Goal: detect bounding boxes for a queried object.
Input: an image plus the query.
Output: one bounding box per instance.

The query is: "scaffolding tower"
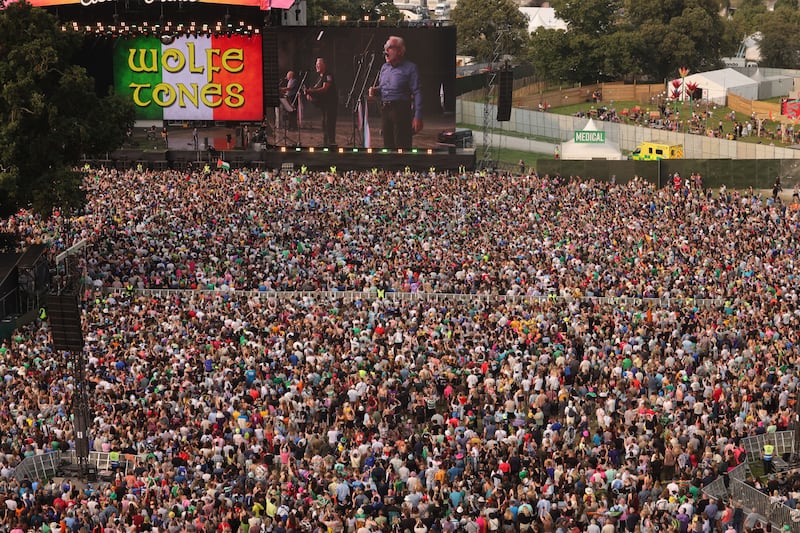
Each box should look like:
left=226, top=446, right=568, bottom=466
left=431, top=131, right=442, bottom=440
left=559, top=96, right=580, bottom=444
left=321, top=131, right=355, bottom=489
left=477, top=27, right=508, bottom=170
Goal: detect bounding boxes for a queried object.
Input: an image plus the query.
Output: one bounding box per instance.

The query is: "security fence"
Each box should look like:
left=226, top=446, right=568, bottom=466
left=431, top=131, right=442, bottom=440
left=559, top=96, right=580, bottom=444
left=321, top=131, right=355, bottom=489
left=11, top=451, right=137, bottom=483
left=100, top=287, right=724, bottom=309
left=704, top=432, right=800, bottom=533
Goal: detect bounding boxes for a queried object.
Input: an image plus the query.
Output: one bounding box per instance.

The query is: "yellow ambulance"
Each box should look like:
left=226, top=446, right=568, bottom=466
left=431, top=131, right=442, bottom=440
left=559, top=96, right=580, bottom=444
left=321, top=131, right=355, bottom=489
left=630, top=142, right=684, bottom=161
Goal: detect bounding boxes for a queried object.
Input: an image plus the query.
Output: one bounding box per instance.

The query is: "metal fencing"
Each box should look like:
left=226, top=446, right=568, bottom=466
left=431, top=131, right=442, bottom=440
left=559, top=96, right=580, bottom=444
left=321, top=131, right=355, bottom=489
left=11, top=452, right=63, bottom=483
left=741, top=431, right=796, bottom=467
left=730, top=480, right=800, bottom=532
left=11, top=451, right=137, bottom=483
left=100, top=287, right=724, bottom=308
left=703, top=432, right=800, bottom=532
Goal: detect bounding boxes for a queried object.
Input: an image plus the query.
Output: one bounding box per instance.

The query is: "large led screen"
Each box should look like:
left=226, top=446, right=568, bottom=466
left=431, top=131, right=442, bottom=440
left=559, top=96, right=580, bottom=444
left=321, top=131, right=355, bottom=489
left=275, top=26, right=456, bottom=149
left=4, top=0, right=262, bottom=7
left=113, top=34, right=263, bottom=121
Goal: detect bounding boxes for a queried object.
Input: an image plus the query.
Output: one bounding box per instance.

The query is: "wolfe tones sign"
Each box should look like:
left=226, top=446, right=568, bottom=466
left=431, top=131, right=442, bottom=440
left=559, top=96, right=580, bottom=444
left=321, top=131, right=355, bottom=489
left=113, top=35, right=263, bottom=121
left=573, top=130, right=606, bottom=143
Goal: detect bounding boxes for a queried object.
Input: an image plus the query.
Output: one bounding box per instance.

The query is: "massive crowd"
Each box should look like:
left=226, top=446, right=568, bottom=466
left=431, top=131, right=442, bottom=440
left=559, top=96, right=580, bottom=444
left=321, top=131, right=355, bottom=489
left=0, top=167, right=799, bottom=533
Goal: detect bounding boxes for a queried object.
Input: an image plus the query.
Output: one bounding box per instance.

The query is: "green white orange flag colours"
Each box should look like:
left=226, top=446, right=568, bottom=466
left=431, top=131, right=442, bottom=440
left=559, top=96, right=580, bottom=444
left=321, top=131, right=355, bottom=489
left=114, top=35, right=263, bottom=121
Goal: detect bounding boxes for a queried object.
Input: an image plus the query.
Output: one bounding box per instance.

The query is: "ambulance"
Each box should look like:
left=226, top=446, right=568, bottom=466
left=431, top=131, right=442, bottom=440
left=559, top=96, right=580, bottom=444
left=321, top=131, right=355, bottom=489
left=630, top=142, right=684, bottom=161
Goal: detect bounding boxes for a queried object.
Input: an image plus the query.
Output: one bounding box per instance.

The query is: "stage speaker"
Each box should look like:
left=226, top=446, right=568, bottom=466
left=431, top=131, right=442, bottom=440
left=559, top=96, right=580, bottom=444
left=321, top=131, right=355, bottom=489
left=46, top=293, right=84, bottom=352
left=263, top=31, right=281, bottom=109
left=496, top=69, right=513, bottom=122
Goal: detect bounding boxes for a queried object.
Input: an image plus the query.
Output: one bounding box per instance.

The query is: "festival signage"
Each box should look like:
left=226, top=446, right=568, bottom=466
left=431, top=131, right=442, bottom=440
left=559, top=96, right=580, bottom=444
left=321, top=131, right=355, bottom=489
left=781, top=99, right=800, bottom=120
left=113, top=35, right=263, bottom=121
left=574, top=130, right=605, bottom=143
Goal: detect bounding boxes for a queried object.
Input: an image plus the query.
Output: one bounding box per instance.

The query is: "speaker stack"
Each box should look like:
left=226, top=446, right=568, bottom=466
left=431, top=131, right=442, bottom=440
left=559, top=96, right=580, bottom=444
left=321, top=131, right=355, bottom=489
left=496, top=69, right=513, bottom=122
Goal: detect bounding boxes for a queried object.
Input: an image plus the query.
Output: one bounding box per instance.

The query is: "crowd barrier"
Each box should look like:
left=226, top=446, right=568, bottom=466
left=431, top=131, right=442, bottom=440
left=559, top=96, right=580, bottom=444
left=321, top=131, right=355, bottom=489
left=741, top=431, right=797, bottom=472
left=100, top=287, right=723, bottom=309
left=703, top=431, right=800, bottom=532
left=11, top=451, right=137, bottom=483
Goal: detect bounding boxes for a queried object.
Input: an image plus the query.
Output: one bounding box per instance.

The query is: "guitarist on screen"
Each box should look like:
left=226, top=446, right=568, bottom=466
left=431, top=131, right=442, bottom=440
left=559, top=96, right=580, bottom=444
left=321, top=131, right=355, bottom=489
left=305, top=57, right=338, bottom=147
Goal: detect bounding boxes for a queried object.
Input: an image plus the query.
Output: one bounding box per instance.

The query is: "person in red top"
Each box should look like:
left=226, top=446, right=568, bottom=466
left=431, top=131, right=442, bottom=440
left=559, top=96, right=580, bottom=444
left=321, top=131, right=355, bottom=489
left=713, top=385, right=724, bottom=403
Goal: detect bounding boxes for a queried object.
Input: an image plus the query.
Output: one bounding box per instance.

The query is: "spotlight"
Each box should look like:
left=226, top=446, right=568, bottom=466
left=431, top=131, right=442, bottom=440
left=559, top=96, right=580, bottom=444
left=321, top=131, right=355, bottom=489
left=161, top=35, right=174, bottom=45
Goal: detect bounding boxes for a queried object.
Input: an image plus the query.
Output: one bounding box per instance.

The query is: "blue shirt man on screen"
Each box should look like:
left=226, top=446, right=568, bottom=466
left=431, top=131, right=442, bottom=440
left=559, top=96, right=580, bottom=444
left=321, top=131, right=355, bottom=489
left=369, top=36, right=423, bottom=149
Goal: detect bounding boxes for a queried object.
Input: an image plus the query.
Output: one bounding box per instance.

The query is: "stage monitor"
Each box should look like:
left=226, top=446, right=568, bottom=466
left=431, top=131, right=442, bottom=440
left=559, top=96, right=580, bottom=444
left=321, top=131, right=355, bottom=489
left=112, top=34, right=264, bottom=121
left=275, top=26, right=456, bottom=149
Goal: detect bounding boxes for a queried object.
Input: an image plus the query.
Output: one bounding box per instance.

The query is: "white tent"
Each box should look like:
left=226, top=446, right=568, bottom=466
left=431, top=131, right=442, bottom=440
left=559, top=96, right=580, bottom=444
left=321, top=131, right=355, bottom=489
left=560, top=119, right=622, bottom=160
left=671, top=68, right=758, bottom=105
left=520, top=7, right=568, bottom=33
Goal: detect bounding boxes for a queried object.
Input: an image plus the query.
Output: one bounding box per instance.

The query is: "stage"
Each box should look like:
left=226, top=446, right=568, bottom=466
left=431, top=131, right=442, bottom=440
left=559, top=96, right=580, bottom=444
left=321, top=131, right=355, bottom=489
left=93, top=124, right=476, bottom=172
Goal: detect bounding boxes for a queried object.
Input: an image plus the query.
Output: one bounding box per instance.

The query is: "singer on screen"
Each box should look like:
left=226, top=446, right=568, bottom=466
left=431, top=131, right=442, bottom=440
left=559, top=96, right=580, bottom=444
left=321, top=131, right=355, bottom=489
left=368, top=36, right=422, bottom=149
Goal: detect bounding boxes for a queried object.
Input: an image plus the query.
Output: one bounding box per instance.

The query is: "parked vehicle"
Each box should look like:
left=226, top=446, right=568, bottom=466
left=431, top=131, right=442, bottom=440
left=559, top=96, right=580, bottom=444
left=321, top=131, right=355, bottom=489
left=630, top=141, right=684, bottom=161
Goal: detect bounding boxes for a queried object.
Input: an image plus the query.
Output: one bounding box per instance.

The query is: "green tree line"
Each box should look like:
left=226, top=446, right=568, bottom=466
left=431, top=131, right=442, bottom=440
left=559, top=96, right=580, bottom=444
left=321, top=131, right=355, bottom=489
left=450, top=0, right=800, bottom=83
left=0, top=1, right=134, bottom=217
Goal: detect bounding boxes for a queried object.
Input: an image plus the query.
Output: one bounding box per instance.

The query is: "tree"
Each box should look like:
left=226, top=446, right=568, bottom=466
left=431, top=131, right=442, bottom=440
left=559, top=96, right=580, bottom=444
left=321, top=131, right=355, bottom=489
left=757, top=7, right=800, bottom=68
left=0, top=1, right=134, bottom=217
left=450, top=0, right=529, bottom=61
left=729, top=0, right=767, bottom=38
left=528, top=0, right=640, bottom=83
left=621, top=0, right=725, bottom=81
left=551, top=0, right=621, bottom=36
left=772, top=0, right=798, bottom=11
left=307, top=0, right=402, bottom=25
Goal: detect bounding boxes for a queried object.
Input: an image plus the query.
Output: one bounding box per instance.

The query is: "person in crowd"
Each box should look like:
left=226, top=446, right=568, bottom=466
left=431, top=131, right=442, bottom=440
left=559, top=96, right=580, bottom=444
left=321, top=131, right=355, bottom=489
left=0, top=167, right=799, bottom=533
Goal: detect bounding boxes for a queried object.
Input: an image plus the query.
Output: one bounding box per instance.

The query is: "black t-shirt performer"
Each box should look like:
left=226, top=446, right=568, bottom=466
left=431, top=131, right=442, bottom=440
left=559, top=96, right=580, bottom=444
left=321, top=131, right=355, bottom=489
left=369, top=36, right=423, bottom=149
left=305, top=57, right=338, bottom=147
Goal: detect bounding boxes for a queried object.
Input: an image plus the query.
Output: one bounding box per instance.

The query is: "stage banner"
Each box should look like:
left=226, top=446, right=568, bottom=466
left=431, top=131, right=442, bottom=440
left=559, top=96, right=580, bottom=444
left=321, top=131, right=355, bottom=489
left=113, top=35, right=263, bottom=121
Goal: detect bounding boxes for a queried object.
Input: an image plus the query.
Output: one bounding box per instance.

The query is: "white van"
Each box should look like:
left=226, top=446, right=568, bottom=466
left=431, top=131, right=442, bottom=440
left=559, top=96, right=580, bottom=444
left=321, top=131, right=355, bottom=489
left=434, top=2, right=450, bottom=18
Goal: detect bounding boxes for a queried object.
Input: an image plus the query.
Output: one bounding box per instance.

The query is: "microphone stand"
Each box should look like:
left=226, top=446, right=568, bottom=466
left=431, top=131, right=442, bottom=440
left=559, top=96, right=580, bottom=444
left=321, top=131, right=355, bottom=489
left=352, top=53, right=378, bottom=147
left=291, top=71, right=308, bottom=147
left=346, top=36, right=374, bottom=146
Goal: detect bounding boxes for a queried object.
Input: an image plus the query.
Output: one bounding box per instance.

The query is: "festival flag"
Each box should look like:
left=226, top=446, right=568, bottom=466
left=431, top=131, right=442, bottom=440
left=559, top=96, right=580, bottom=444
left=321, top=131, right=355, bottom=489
left=217, top=159, right=231, bottom=171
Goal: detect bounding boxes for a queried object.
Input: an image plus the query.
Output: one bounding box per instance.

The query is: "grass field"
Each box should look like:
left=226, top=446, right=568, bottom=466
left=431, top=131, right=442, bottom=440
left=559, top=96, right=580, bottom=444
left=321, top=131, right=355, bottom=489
left=541, top=99, right=795, bottom=147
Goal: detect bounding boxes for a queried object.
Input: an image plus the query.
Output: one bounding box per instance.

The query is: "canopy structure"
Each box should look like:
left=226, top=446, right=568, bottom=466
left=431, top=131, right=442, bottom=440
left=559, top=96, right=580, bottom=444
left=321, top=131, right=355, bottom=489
left=671, top=68, right=758, bottom=105
left=519, top=7, right=568, bottom=33
left=560, top=118, right=622, bottom=161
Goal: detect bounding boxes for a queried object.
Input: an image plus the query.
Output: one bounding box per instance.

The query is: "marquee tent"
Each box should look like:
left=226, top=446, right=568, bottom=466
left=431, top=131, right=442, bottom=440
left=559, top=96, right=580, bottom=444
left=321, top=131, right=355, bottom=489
left=560, top=119, right=623, bottom=160
left=671, top=68, right=758, bottom=105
